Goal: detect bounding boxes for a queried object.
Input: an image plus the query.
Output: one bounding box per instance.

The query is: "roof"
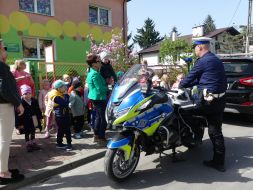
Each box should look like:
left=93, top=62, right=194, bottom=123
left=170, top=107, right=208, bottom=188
left=205, top=27, right=240, bottom=38
left=138, top=27, right=240, bottom=55
left=138, top=43, right=161, bottom=54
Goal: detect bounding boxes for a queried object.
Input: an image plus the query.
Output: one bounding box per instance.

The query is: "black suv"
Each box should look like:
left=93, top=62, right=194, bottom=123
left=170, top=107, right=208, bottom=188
left=221, top=57, right=253, bottom=115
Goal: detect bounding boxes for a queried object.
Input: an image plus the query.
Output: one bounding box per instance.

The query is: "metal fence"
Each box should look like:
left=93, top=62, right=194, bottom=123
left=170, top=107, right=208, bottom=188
left=36, top=62, right=88, bottom=91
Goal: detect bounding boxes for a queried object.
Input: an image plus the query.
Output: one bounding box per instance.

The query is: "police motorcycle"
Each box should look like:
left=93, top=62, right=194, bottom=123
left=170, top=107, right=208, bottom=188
left=104, top=64, right=207, bottom=182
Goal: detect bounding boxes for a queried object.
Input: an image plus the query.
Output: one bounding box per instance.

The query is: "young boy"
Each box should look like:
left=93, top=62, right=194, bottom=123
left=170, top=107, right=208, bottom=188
left=48, top=80, right=72, bottom=151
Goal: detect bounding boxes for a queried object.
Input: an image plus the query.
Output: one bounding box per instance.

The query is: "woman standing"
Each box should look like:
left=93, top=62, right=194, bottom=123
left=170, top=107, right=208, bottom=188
left=12, top=60, right=35, bottom=97
left=0, top=39, right=25, bottom=184
left=86, top=54, right=108, bottom=146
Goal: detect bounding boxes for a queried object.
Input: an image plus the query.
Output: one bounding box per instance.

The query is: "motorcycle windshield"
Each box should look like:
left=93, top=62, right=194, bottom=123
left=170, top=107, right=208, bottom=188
left=110, top=64, right=144, bottom=103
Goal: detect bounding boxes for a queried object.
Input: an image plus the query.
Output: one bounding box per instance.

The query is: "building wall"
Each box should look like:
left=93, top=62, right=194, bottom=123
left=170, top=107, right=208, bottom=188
left=0, top=0, right=126, bottom=63
left=141, top=53, right=160, bottom=66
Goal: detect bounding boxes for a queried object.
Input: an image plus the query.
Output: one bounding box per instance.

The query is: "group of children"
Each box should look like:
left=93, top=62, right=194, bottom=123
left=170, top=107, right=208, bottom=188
left=151, top=73, right=185, bottom=90
left=16, top=74, right=89, bottom=152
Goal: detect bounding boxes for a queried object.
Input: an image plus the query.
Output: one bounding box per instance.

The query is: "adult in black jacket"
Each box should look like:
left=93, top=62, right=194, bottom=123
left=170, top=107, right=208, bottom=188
left=0, top=39, right=25, bottom=185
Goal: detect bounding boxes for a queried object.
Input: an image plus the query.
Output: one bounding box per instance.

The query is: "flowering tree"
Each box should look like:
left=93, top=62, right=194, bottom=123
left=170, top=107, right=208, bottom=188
left=87, top=33, right=138, bottom=72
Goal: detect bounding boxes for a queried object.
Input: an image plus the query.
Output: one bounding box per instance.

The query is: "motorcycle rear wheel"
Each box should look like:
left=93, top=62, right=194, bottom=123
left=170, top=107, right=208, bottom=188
left=104, top=146, right=140, bottom=182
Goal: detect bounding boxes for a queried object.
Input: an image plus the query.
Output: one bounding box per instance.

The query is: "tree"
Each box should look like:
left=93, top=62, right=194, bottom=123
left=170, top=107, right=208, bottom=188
left=133, top=18, right=163, bottom=49
left=160, top=38, right=192, bottom=64
left=218, top=32, right=244, bottom=53
left=203, top=15, right=216, bottom=35
left=88, top=34, right=138, bottom=72
left=159, top=38, right=191, bottom=83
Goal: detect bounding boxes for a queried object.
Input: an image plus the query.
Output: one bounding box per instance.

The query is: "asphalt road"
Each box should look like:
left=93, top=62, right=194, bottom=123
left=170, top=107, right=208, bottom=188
left=21, top=113, right=253, bottom=190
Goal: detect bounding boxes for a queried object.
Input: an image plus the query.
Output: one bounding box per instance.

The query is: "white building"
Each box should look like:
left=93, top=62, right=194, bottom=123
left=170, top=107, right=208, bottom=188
left=138, top=27, right=240, bottom=70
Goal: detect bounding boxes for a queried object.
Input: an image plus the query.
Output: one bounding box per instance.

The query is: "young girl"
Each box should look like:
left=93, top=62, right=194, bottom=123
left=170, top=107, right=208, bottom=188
left=160, top=74, right=170, bottom=90
left=69, top=82, right=85, bottom=139
left=38, top=79, right=51, bottom=131
left=171, top=73, right=184, bottom=89
left=17, top=85, right=42, bottom=152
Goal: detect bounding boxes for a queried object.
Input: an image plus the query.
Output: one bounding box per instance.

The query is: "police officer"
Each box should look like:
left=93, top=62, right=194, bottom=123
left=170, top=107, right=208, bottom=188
left=179, top=37, right=227, bottom=172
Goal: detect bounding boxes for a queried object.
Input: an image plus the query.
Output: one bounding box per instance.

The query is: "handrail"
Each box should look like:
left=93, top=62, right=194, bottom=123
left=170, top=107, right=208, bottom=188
left=217, top=52, right=253, bottom=58
left=38, top=62, right=86, bottom=66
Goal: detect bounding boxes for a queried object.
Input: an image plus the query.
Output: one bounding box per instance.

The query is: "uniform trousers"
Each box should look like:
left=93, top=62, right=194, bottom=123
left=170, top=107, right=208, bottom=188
left=191, top=94, right=226, bottom=165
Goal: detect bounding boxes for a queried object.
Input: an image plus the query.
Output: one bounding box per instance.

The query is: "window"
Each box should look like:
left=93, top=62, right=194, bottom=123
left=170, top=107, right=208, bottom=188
left=19, top=0, right=54, bottom=16
left=89, top=6, right=111, bottom=26
left=22, top=37, right=53, bottom=59
left=99, top=8, right=109, bottom=26
left=224, top=62, right=252, bottom=74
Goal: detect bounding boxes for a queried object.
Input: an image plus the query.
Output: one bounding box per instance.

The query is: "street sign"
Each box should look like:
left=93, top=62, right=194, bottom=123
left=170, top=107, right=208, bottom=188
left=6, top=43, right=20, bottom=52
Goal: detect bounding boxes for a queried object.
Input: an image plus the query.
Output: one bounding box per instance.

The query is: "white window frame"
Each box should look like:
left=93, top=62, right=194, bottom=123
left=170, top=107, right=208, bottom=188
left=89, top=5, right=112, bottom=27
left=19, top=0, right=54, bottom=16
left=22, top=37, right=56, bottom=60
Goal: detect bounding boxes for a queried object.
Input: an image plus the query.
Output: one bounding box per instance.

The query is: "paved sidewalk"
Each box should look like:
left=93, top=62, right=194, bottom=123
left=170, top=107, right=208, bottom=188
left=0, top=128, right=117, bottom=190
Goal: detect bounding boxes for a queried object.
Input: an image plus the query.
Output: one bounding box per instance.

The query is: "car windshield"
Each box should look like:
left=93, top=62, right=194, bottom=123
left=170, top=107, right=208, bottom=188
left=223, top=62, right=251, bottom=74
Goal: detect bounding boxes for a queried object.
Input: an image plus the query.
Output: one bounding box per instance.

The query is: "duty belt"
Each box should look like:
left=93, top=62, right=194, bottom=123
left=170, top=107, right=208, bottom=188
left=211, top=92, right=225, bottom=98
left=203, top=89, right=225, bottom=102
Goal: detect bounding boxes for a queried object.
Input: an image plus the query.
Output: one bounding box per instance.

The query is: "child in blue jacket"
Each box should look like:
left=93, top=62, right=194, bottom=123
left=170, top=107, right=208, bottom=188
left=48, top=80, right=72, bottom=151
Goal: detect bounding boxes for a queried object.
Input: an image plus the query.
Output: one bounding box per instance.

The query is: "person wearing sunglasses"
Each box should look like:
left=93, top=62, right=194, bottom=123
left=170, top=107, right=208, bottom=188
left=86, top=54, right=108, bottom=146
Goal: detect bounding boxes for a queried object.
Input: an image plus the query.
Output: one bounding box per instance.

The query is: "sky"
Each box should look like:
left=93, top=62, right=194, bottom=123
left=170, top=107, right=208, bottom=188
left=127, top=0, right=249, bottom=49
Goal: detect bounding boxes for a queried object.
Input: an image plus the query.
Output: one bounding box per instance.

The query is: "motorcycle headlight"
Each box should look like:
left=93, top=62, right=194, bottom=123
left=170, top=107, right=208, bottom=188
left=114, top=108, right=130, bottom=118
left=106, top=104, right=117, bottom=121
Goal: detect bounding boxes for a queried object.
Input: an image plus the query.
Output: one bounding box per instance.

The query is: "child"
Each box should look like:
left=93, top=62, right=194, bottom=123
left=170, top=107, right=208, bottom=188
left=152, top=75, right=161, bottom=88
left=67, top=77, right=80, bottom=95
left=44, top=91, right=57, bottom=138
left=17, top=85, right=42, bottom=152
left=160, top=74, right=170, bottom=90
left=171, top=73, right=184, bottom=89
left=48, top=80, right=72, bottom=151
left=38, top=79, right=51, bottom=131
left=87, top=99, right=96, bottom=133
left=69, top=82, right=85, bottom=139
left=62, top=74, right=72, bottom=89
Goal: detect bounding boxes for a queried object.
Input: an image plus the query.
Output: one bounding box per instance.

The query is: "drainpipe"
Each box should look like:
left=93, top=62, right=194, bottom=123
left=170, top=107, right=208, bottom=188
left=122, top=0, right=127, bottom=45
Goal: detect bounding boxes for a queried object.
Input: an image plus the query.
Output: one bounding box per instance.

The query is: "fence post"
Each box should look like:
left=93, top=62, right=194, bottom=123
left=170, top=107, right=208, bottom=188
left=32, top=61, right=40, bottom=97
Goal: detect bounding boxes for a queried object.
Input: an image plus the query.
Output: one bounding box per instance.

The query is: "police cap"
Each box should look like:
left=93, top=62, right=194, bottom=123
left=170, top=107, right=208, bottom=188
left=192, top=37, right=212, bottom=48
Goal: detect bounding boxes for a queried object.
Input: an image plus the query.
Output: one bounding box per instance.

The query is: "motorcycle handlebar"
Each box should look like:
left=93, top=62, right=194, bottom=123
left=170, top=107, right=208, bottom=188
left=167, top=89, right=179, bottom=93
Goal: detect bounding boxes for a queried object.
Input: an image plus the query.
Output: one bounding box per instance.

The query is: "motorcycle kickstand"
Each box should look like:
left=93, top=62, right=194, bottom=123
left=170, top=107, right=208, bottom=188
left=159, top=152, right=169, bottom=158
left=171, top=147, right=185, bottom=163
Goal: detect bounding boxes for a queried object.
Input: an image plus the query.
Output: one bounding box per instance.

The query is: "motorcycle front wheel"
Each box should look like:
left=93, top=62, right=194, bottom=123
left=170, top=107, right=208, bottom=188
left=104, top=145, right=140, bottom=182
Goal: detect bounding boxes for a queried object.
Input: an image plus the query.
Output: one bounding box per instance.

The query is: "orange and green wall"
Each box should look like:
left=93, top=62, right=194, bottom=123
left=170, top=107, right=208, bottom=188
left=0, top=0, right=127, bottom=63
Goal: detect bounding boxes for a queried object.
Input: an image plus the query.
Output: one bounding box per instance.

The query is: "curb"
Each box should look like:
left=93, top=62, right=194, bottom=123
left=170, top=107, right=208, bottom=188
left=0, top=150, right=106, bottom=190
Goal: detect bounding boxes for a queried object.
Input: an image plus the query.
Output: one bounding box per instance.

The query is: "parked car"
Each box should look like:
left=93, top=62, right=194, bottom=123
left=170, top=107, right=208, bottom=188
left=221, top=57, right=253, bottom=115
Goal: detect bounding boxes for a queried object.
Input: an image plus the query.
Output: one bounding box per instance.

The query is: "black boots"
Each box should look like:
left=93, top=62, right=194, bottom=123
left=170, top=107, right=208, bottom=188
left=203, top=160, right=226, bottom=172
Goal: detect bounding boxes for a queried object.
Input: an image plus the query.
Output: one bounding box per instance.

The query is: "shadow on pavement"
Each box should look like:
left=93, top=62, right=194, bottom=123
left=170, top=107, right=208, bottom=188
left=223, top=113, right=253, bottom=127
left=24, top=135, right=253, bottom=189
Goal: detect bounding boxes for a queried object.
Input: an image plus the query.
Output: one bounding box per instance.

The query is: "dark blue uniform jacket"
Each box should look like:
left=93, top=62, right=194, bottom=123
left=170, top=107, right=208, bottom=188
left=180, top=52, right=227, bottom=94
